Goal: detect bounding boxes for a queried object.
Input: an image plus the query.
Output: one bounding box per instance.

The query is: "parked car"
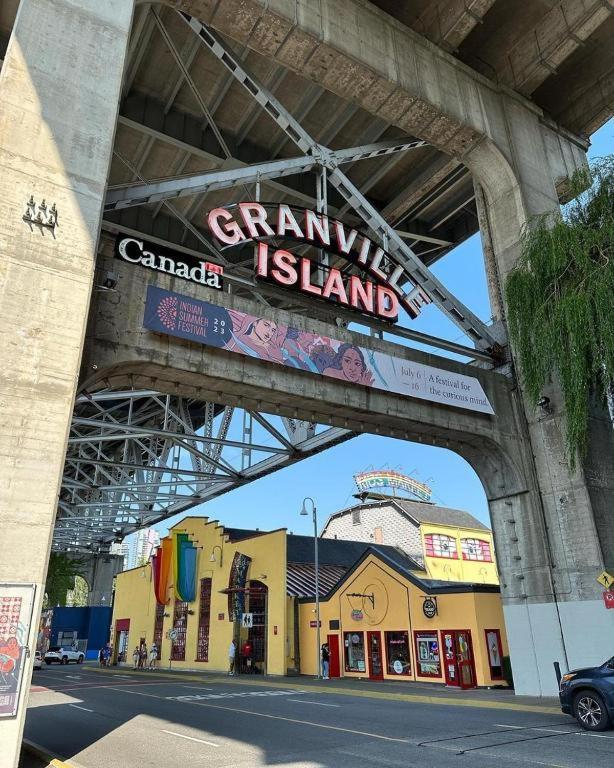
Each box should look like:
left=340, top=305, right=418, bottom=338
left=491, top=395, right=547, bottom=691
left=559, top=655, right=614, bottom=730
left=44, top=646, right=84, bottom=665
left=32, top=651, right=42, bottom=670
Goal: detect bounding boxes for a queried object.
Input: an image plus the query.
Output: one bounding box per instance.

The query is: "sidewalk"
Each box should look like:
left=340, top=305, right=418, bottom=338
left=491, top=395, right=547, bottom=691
left=87, top=663, right=561, bottom=714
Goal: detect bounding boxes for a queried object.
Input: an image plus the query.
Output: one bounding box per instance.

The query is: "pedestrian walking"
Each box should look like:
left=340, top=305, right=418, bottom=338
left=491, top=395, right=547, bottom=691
left=98, top=648, right=105, bottom=668
left=132, top=646, right=139, bottom=670
left=103, top=644, right=111, bottom=667
left=139, top=642, right=148, bottom=669
left=228, top=639, right=236, bottom=675
left=149, top=643, right=158, bottom=671
left=321, top=642, right=330, bottom=679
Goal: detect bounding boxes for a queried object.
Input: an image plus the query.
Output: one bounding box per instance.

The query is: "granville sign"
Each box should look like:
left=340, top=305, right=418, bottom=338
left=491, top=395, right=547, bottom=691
left=207, top=202, right=431, bottom=323
left=114, top=236, right=224, bottom=290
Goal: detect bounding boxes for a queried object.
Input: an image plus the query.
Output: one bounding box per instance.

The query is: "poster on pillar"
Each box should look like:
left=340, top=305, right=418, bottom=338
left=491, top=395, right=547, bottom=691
left=143, top=285, right=494, bottom=415
left=0, top=584, right=36, bottom=718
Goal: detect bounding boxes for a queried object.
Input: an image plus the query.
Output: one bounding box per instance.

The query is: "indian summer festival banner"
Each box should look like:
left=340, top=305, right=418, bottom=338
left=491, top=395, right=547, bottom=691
left=143, top=285, right=494, bottom=415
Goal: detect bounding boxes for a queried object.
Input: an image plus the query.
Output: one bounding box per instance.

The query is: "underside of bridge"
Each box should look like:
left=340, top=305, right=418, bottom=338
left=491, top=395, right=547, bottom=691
left=1, top=7, right=613, bottom=758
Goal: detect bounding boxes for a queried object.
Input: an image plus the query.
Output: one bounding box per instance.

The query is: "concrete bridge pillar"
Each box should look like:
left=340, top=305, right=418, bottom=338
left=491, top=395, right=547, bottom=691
left=468, top=120, right=614, bottom=696
left=0, top=1, right=133, bottom=764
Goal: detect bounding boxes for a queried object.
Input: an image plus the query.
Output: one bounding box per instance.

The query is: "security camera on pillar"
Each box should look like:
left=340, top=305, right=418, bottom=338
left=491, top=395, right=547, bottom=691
left=207, top=202, right=431, bottom=322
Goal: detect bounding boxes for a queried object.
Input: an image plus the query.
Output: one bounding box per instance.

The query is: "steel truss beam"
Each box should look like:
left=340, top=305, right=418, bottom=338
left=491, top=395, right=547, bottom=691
left=56, top=389, right=352, bottom=553
left=171, top=13, right=497, bottom=351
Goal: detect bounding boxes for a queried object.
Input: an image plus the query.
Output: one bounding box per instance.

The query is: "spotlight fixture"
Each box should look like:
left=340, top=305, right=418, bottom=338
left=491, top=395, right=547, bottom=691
left=95, top=271, right=119, bottom=292
left=537, top=395, right=553, bottom=415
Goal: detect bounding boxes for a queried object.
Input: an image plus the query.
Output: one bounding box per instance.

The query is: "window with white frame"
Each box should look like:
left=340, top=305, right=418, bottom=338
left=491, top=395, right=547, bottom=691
left=461, top=538, right=492, bottom=562
left=424, top=533, right=458, bottom=559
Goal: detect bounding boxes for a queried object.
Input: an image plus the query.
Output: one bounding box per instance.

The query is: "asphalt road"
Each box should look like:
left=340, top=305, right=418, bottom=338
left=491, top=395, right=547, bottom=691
left=25, top=666, right=614, bottom=768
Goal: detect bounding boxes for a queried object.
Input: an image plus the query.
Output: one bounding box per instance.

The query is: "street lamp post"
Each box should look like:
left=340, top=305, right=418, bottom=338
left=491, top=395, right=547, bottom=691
left=300, top=497, right=320, bottom=679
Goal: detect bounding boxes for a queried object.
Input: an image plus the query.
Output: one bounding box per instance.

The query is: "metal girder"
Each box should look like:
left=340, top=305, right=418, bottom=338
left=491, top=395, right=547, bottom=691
left=55, top=389, right=353, bottom=553
left=177, top=12, right=498, bottom=351
left=104, top=138, right=424, bottom=212
left=105, top=155, right=319, bottom=211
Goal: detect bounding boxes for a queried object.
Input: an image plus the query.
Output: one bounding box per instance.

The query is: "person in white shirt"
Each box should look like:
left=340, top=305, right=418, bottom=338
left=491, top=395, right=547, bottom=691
left=228, top=639, right=236, bottom=676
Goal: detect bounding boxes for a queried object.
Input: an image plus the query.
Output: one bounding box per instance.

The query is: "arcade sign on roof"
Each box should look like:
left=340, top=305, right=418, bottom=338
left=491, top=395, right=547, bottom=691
left=354, top=470, right=432, bottom=501
left=207, top=202, right=431, bottom=323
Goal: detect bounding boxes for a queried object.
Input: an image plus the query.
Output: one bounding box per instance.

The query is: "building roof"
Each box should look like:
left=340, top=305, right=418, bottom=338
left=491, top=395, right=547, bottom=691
left=286, top=534, right=423, bottom=570
left=286, top=563, right=348, bottom=598
left=322, top=495, right=489, bottom=534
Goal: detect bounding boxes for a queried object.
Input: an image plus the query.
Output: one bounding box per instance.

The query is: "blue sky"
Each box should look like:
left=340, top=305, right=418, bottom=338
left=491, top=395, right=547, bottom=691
left=154, top=119, right=613, bottom=538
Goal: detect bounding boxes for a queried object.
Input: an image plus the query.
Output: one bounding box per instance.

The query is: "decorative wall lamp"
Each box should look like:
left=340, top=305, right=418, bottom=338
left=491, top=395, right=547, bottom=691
left=23, top=196, right=58, bottom=234
left=210, top=545, right=223, bottom=566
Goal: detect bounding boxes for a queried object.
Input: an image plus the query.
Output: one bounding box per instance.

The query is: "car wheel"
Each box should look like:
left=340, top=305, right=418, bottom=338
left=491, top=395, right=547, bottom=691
left=573, top=690, right=611, bottom=731
left=78, top=655, right=84, bottom=664
left=62, top=656, right=68, bottom=665
left=45, top=660, right=52, bottom=665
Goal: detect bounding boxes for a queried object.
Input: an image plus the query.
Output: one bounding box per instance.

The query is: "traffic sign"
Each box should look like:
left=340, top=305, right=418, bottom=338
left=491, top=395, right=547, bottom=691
left=597, top=570, right=614, bottom=590
left=603, top=591, right=614, bottom=610
left=241, top=612, right=253, bottom=628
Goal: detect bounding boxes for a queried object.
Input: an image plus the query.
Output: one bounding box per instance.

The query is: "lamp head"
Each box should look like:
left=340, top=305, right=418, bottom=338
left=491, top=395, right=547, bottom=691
left=209, top=552, right=216, bottom=562
left=300, top=501, right=308, bottom=516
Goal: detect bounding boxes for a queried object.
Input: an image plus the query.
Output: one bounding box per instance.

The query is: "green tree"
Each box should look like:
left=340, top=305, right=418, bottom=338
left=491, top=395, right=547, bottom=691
left=505, top=156, right=614, bottom=467
left=45, top=553, right=87, bottom=607
left=66, top=575, right=89, bottom=607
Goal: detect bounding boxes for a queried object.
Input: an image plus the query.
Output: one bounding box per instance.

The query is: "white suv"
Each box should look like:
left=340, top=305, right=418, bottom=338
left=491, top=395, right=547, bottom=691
left=44, top=646, right=84, bottom=665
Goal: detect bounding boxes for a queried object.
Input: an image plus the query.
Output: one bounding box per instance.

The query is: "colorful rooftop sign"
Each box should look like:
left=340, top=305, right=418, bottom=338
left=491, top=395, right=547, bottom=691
left=354, top=470, right=432, bottom=501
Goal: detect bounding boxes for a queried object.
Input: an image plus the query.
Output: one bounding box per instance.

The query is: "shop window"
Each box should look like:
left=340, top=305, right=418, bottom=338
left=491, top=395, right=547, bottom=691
left=153, top=604, right=164, bottom=650
left=414, top=631, right=441, bottom=677
left=247, top=580, right=268, bottom=668
left=461, top=538, right=492, bottom=562
left=352, top=509, right=361, bottom=526
left=385, top=631, right=410, bottom=676
left=485, top=628, right=504, bottom=679
left=196, top=578, right=212, bottom=662
left=170, top=601, right=188, bottom=661
left=344, top=631, right=366, bottom=673
left=424, top=533, right=458, bottom=559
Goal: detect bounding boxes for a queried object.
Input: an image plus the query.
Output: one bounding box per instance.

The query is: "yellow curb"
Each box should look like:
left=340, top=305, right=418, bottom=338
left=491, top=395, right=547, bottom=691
left=22, top=739, right=75, bottom=768
left=88, top=667, right=560, bottom=715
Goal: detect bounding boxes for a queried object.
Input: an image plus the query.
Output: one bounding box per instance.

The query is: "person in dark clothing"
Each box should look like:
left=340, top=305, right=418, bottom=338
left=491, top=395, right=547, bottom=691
left=321, top=643, right=330, bottom=679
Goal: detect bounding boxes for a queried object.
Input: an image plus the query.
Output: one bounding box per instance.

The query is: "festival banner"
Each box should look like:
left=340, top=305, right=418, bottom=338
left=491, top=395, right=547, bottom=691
left=143, top=285, right=495, bottom=415
left=354, top=470, right=432, bottom=501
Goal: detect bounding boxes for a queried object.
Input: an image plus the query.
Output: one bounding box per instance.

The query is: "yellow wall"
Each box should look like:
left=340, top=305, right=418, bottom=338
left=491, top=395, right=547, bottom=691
left=298, top=554, right=507, bottom=687
left=111, top=518, right=288, bottom=675
left=420, top=522, right=499, bottom=585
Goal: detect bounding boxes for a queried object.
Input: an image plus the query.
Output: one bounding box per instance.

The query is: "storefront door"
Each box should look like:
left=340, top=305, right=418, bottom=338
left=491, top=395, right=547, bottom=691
left=327, top=634, right=340, bottom=678
left=442, top=630, right=476, bottom=689
left=367, top=631, right=384, bottom=680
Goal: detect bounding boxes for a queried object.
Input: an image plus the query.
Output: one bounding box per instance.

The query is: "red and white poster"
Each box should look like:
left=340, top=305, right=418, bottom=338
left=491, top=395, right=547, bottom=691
left=0, top=584, right=36, bottom=718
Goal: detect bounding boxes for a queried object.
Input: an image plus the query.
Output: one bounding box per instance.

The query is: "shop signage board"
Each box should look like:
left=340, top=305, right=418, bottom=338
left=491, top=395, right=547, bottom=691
left=0, top=583, right=36, bottom=718
left=423, top=597, right=437, bottom=619
left=115, top=235, right=224, bottom=291
left=351, top=609, right=363, bottom=621
left=309, top=620, right=322, bottom=628
left=354, top=470, right=432, bottom=500
left=143, top=286, right=495, bottom=415
left=604, top=591, right=614, bottom=609
left=207, top=202, right=431, bottom=322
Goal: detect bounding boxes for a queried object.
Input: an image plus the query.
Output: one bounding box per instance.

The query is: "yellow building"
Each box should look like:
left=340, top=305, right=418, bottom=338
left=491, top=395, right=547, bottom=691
left=111, top=516, right=508, bottom=689
left=321, top=493, right=499, bottom=585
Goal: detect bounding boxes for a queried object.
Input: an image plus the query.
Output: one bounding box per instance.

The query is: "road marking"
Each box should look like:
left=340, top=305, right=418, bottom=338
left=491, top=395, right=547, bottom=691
left=165, top=689, right=305, bottom=702
left=287, top=699, right=340, bottom=707
left=64, top=675, right=82, bottom=680
left=179, top=685, right=214, bottom=691
left=162, top=729, right=219, bottom=747
left=86, top=667, right=560, bottom=714
left=114, top=674, right=133, bottom=678
left=120, top=687, right=411, bottom=744
left=496, top=724, right=614, bottom=740
left=68, top=704, right=94, bottom=713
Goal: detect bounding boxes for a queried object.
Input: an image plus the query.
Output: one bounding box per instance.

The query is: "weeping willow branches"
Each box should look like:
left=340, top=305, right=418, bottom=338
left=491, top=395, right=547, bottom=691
left=505, top=157, right=614, bottom=468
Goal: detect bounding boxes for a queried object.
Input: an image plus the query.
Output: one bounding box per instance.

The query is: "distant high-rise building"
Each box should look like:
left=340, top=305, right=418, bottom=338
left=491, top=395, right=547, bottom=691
left=127, top=528, right=160, bottom=570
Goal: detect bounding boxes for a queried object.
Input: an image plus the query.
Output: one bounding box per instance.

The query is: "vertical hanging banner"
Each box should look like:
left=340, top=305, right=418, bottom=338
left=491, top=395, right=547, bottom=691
left=0, top=584, right=36, bottom=718
left=154, top=538, right=173, bottom=605
left=179, top=545, right=198, bottom=603
left=228, top=553, right=252, bottom=621
left=143, top=285, right=494, bottom=415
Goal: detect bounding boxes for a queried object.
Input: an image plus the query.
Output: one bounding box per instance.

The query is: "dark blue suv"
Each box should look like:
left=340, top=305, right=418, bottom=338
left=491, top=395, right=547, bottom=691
left=559, top=655, right=614, bottom=730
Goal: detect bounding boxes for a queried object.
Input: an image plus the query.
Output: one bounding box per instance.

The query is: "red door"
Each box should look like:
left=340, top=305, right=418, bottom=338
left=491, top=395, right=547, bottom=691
left=441, top=630, right=476, bottom=689
left=327, top=634, right=340, bottom=678
left=367, top=631, right=384, bottom=680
